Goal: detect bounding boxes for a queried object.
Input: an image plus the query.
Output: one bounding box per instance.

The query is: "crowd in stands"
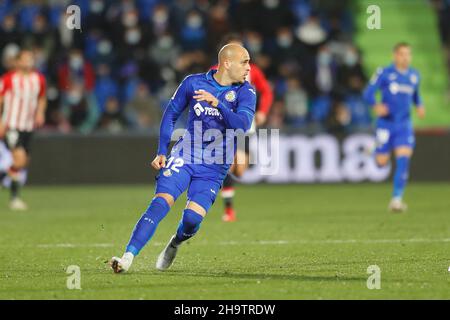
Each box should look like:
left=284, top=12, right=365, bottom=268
left=0, top=0, right=372, bottom=134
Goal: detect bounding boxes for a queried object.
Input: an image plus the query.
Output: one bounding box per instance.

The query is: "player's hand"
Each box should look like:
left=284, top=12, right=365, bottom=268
left=255, top=111, right=267, bottom=126
left=193, top=90, right=219, bottom=107
left=416, top=106, right=426, bottom=119
left=34, top=111, right=45, bottom=128
left=374, top=103, right=389, bottom=117
left=151, top=155, right=167, bottom=170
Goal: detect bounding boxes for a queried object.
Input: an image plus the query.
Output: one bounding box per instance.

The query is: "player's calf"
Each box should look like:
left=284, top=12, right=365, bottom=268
left=156, top=208, right=204, bottom=271
left=110, top=194, right=173, bottom=273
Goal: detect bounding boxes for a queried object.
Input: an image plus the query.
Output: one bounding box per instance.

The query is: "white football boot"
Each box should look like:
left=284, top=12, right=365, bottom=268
left=9, top=198, right=28, bottom=211
left=388, top=198, right=407, bottom=213
left=156, top=235, right=179, bottom=271
left=110, top=252, right=134, bottom=273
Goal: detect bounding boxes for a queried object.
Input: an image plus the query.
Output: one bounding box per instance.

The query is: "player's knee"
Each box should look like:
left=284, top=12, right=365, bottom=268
left=376, top=155, right=389, bottom=167
left=154, top=193, right=175, bottom=207
left=12, top=155, right=27, bottom=169
left=186, top=200, right=207, bottom=217
left=395, top=147, right=413, bottom=158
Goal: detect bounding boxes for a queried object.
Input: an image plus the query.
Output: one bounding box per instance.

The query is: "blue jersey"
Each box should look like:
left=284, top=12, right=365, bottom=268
left=157, top=69, right=256, bottom=180
left=363, top=64, right=422, bottom=125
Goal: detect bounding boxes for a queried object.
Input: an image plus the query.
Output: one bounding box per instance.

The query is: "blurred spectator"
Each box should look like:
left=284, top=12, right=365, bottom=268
left=296, top=14, right=327, bottom=46
left=326, top=100, right=351, bottom=134
left=61, top=82, right=99, bottom=133
left=0, top=0, right=371, bottom=134
left=284, top=77, right=308, bottom=127
left=95, top=64, right=119, bottom=114
left=0, top=14, right=21, bottom=49
left=98, top=96, right=126, bottom=133
left=179, top=10, right=207, bottom=51
left=315, top=45, right=335, bottom=94
left=266, top=100, right=285, bottom=129
left=1, top=43, right=20, bottom=73
left=124, top=82, right=161, bottom=130
left=58, top=49, right=95, bottom=94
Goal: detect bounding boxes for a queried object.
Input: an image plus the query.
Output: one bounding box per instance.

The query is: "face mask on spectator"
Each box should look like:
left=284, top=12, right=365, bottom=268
left=159, top=35, right=173, bottom=49
left=90, top=0, right=104, bottom=14
left=69, top=55, right=83, bottom=69
left=277, top=35, right=293, bottom=48
left=344, top=51, right=358, bottom=67
left=186, top=15, right=202, bottom=29
left=67, top=90, right=82, bottom=105
left=263, top=0, right=279, bottom=9
left=98, top=40, right=112, bottom=55
left=246, top=39, right=262, bottom=53
left=125, top=29, right=141, bottom=45
left=318, top=52, right=331, bottom=65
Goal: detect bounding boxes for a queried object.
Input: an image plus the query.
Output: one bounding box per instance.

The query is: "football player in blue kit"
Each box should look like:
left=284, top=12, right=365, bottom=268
left=364, top=43, right=425, bottom=212
left=110, top=44, right=256, bottom=273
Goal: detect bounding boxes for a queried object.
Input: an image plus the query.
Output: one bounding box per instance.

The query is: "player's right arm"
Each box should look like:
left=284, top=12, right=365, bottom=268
left=152, top=76, right=191, bottom=170
left=363, top=67, right=389, bottom=117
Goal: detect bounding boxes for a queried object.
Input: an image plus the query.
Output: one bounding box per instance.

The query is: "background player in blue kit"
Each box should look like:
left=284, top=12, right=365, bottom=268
left=110, top=44, right=256, bottom=273
left=364, top=43, right=426, bottom=212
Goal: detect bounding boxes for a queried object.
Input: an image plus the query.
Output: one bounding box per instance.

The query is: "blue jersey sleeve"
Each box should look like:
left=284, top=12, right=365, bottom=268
left=157, top=76, right=192, bottom=155
left=217, top=86, right=256, bottom=131
left=363, top=67, right=385, bottom=107
left=413, top=72, right=423, bottom=107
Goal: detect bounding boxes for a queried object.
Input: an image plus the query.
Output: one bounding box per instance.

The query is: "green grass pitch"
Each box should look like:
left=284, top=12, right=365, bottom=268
left=0, top=183, right=449, bottom=299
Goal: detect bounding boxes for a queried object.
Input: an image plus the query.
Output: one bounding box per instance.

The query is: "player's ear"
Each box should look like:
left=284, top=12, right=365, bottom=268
left=224, top=59, right=232, bottom=70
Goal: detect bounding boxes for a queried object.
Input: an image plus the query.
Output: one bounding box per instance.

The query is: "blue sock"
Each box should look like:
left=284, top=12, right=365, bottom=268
left=126, top=197, right=171, bottom=256
left=392, top=156, right=410, bottom=199
left=174, top=209, right=204, bottom=244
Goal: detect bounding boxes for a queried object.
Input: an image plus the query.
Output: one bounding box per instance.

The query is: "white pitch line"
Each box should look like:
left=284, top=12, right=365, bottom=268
left=36, top=243, right=114, bottom=248
left=219, top=239, right=450, bottom=245
left=29, top=238, right=450, bottom=249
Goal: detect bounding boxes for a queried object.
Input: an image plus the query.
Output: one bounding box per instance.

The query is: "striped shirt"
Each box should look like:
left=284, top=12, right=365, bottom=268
left=0, top=70, right=46, bottom=132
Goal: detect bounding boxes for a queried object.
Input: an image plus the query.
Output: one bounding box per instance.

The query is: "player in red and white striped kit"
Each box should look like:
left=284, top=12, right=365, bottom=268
left=0, top=50, right=46, bottom=210
left=212, top=34, right=274, bottom=222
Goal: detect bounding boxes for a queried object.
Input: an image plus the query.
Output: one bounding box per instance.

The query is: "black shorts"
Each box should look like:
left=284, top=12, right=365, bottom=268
left=3, top=130, right=33, bottom=154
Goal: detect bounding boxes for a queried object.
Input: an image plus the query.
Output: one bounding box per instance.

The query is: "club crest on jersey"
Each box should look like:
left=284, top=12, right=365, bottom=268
left=163, top=169, right=172, bottom=177
left=225, top=90, right=236, bottom=102
left=410, top=74, right=418, bottom=84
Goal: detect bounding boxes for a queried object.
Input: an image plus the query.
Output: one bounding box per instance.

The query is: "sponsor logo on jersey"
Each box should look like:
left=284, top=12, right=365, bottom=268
left=193, top=102, right=222, bottom=118
left=389, top=82, right=414, bottom=95
left=193, top=102, right=205, bottom=116
left=389, top=73, right=397, bottom=81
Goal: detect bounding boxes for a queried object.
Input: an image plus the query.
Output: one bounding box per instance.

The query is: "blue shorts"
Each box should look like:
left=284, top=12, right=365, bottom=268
left=154, top=156, right=223, bottom=212
left=375, top=120, right=415, bottom=154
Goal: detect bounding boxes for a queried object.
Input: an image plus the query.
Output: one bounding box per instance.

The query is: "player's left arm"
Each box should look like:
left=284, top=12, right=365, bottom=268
left=194, top=87, right=256, bottom=131
left=413, top=72, right=425, bottom=119
left=35, top=74, right=47, bottom=128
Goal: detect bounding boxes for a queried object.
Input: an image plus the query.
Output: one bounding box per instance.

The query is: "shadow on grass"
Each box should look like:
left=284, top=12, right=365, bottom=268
left=142, top=269, right=366, bottom=283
